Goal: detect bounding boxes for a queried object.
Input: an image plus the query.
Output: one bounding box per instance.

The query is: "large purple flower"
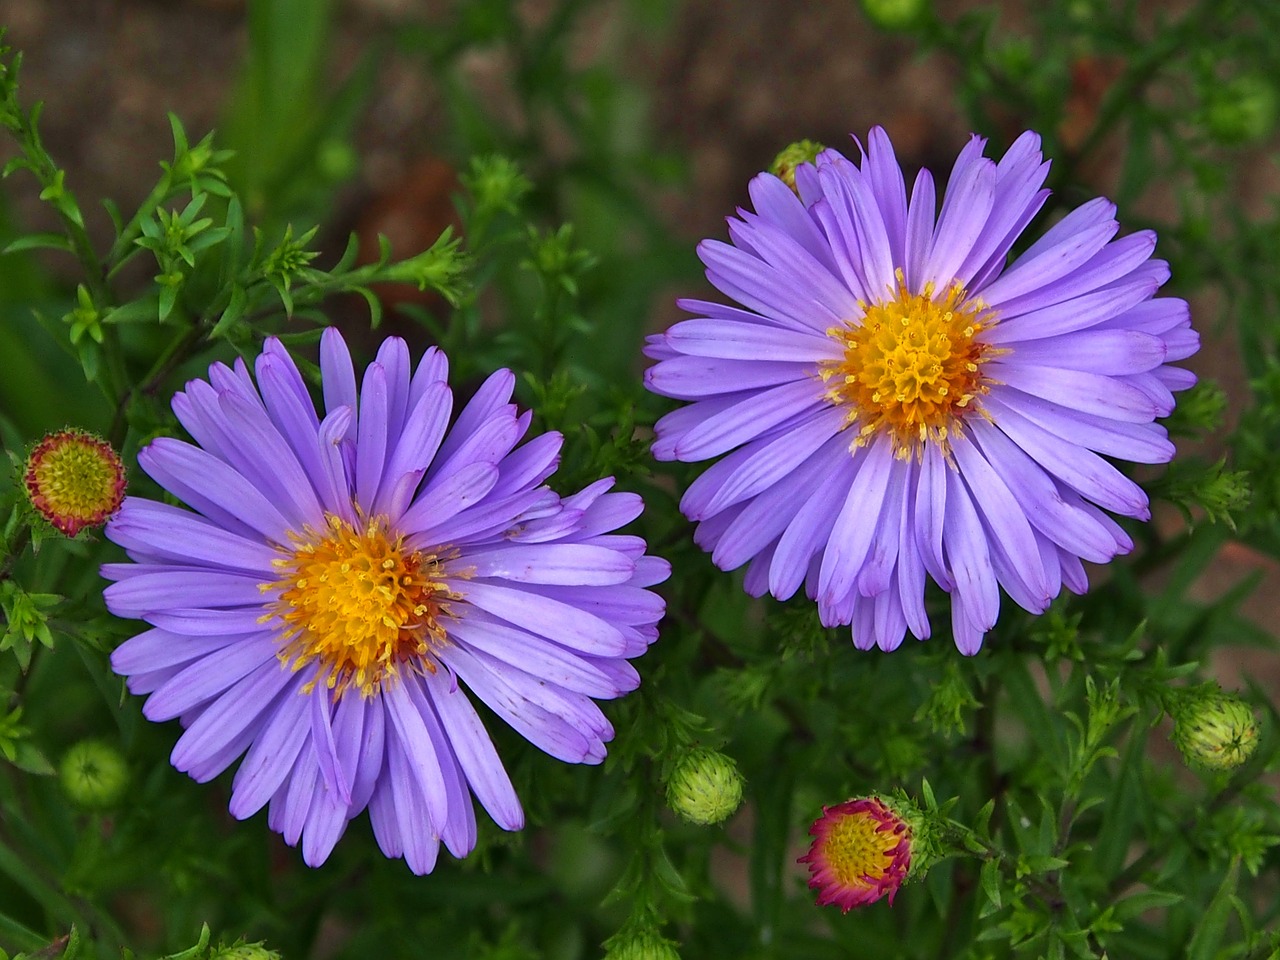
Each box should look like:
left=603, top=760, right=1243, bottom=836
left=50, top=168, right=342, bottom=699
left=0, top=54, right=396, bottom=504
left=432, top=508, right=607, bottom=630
left=645, top=127, right=1197, bottom=654
left=103, top=330, right=668, bottom=874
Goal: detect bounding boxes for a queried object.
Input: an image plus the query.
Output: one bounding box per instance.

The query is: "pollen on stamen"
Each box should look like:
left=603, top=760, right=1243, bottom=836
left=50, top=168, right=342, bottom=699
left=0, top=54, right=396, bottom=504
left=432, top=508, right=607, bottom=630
left=818, top=276, right=997, bottom=458
left=23, top=430, right=126, bottom=536
left=263, top=514, right=460, bottom=700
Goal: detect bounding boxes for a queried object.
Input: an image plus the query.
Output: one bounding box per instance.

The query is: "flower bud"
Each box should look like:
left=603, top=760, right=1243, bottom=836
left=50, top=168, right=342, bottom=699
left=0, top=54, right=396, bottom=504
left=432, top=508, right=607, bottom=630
left=799, top=796, right=918, bottom=911
left=1173, top=690, right=1259, bottom=772
left=665, top=748, right=744, bottom=825
left=59, top=739, right=129, bottom=810
left=1203, top=74, right=1277, bottom=146
left=769, top=140, right=824, bottom=194
left=859, top=0, right=929, bottom=31
left=24, top=429, right=126, bottom=536
left=210, top=943, right=282, bottom=960
left=602, top=931, right=681, bottom=960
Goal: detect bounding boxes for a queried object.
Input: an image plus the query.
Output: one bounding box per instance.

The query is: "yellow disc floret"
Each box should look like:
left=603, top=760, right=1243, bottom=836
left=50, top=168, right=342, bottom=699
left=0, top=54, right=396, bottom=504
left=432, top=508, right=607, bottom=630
left=24, top=429, right=126, bottom=536
left=821, top=270, right=998, bottom=458
left=822, top=808, right=899, bottom=887
left=263, top=514, right=457, bottom=699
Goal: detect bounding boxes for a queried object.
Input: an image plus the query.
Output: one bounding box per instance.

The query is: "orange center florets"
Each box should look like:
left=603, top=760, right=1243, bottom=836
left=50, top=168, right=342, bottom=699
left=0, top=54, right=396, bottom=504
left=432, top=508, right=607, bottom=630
left=23, top=430, right=126, bottom=536
left=820, top=805, right=904, bottom=889
left=821, top=271, right=996, bottom=458
left=263, top=514, right=457, bottom=699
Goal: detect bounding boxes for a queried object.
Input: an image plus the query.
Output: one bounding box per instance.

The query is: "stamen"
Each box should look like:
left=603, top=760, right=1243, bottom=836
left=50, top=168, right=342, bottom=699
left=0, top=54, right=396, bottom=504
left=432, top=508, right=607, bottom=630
left=263, top=514, right=459, bottom=700
left=819, top=271, right=998, bottom=458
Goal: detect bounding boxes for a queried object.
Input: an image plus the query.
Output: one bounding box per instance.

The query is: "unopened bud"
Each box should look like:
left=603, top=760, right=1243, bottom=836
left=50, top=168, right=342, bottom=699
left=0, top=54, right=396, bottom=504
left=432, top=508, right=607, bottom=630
left=603, top=930, right=681, bottom=960
left=1173, top=690, right=1259, bottom=771
left=859, top=0, right=929, bottom=31
left=210, top=942, right=282, bottom=960
left=59, top=739, right=129, bottom=810
left=769, top=140, right=824, bottom=194
left=666, top=748, right=744, bottom=825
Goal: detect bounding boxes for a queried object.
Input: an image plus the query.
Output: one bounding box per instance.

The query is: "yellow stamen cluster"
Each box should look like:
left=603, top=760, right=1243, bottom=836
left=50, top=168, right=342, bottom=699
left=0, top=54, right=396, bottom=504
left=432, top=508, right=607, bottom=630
left=263, top=514, right=457, bottom=699
left=821, top=807, right=902, bottom=888
left=23, top=429, right=126, bottom=536
left=821, top=271, right=997, bottom=458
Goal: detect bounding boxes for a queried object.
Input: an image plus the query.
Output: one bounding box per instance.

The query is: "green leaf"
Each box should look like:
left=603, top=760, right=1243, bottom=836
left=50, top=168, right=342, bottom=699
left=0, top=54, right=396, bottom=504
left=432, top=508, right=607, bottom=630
left=11, top=740, right=55, bottom=776
left=103, top=298, right=161, bottom=325
left=0, top=909, right=45, bottom=953
left=1, top=232, right=72, bottom=255
left=980, top=858, right=1002, bottom=913
left=1188, top=858, right=1241, bottom=960
left=211, top=283, right=248, bottom=338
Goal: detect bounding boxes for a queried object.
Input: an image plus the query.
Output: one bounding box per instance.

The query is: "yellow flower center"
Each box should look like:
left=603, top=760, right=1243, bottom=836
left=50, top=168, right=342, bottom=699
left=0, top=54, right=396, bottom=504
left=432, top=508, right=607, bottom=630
left=263, top=514, right=457, bottom=699
left=24, top=430, right=126, bottom=536
left=821, top=808, right=902, bottom=888
left=821, top=271, right=996, bottom=458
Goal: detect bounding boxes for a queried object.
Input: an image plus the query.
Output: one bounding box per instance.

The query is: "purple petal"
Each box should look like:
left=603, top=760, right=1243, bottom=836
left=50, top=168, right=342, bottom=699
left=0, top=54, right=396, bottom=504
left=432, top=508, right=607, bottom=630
left=420, top=667, right=523, bottom=830
left=228, top=675, right=312, bottom=818
left=988, top=363, right=1158, bottom=423
left=671, top=378, right=824, bottom=461
left=455, top=581, right=627, bottom=656
left=818, top=433, right=895, bottom=604
left=139, top=439, right=292, bottom=543
left=104, top=569, right=269, bottom=618
left=320, top=327, right=358, bottom=441
left=924, top=153, right=995, bottom=289
left=144, top=634, right=282, bottom=721
left=460, top=543, right=635, bottom=586
left=983, top=394, right=1149, bottom=518
left=942, top=469, right=999, bottom=634
left=383, top=680, right=449, bottom=836
left=355, top=362, right=390, bottom=512
left=646, top=357, right=811, bottom=400
left=107, top=499, right=278, bottom=574
left=169, top=658, right=291, bottom=780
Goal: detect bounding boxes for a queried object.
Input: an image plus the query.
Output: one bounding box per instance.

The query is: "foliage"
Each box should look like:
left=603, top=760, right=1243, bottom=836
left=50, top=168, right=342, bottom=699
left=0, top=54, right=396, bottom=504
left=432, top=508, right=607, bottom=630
left=1, top=0, right=1279, bottom=958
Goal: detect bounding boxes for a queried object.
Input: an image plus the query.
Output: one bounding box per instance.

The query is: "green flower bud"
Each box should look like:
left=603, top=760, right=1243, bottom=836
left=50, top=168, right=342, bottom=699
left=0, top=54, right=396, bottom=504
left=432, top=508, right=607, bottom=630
left=1203, top=75, right=1278, bottom=146
left=316, top=139, right=358, bottom=183
left=666, top=748, right=744, bottom=825
left=210, top=942, right=281, bottom=960
left=1173, top=690, right=1259, bottom=772
left=603, top=930, right=681, bottom=960
left=859, top=0, right=929, bottom=31
left=59, top=739, right=129, bottom=810
left=769, top=140, right=824, bottom=194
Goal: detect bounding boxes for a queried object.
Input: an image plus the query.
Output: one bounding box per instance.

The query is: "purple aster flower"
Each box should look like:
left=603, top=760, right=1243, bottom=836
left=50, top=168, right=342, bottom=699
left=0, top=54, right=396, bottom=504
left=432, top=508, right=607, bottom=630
left=102, top=329, right=669, bottom=874
left=645, top=127, right=1197, bottom=654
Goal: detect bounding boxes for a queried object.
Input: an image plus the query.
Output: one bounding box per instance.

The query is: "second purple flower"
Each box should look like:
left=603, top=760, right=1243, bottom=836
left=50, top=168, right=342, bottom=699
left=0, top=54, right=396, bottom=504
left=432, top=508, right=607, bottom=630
left=646, top=127, right=1197, bottom=654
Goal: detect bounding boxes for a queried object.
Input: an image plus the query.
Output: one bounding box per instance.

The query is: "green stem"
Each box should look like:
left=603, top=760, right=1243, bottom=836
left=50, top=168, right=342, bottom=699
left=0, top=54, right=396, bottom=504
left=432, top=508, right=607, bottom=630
left=0, top=527, right=31, bottom=583
left=108, top=323, right=206, bottom=447
left=104, top=174, right=175, bottom=272
left=5, top=109, right=107, bottom=306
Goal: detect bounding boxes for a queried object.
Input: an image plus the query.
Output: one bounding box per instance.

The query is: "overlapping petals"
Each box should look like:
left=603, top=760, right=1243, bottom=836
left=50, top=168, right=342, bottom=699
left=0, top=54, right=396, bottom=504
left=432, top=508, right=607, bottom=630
left=645, top=127, right=1196, bottom=654
left=104, top=330, right=668, bottom=874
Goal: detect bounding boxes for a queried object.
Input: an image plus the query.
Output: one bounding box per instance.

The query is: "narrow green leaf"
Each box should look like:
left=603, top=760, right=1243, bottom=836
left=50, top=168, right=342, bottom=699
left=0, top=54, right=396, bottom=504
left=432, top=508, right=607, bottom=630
left=211, top=283, right=248, bottom=338
left=1, top=233, right=72, bottom=255
left=1188, top=858, right=1241, bottom=960
left=980, top=858, right=1002, bottom=912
